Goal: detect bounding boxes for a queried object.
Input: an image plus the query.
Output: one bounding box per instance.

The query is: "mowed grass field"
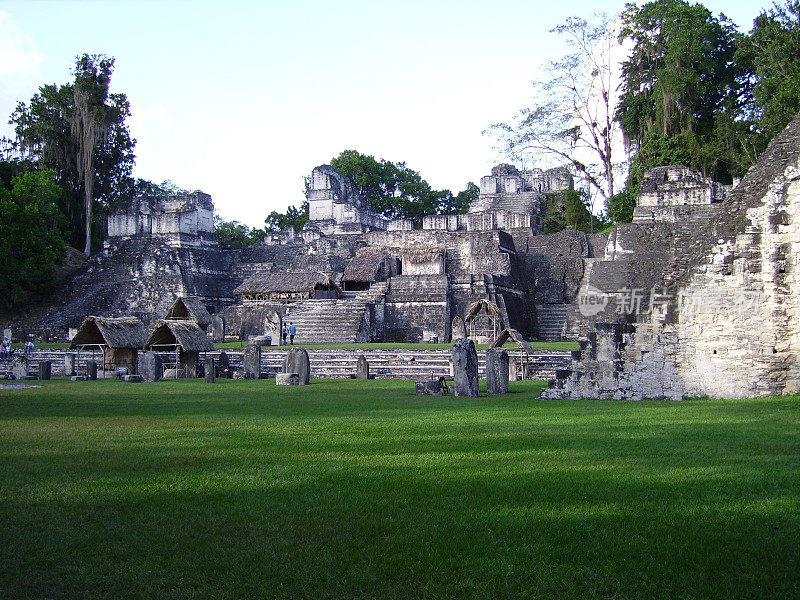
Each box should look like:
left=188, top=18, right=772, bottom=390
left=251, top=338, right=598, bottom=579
left=0, top=379, right=797, bottom=600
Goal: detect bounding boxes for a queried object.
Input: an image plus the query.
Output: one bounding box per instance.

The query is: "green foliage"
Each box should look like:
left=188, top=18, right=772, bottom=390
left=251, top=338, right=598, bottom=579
left=740, top=1, right=800, bottom=139
left=214, top=217, right=265, bottom=249
left=9, top=54, right=135, bottom=252
left=0, top=170, right=66, bottom=307
left=330, top=150, right=453, bottom=221
left=0, top=380, right=797, bottom=599
left=605, top=189, right=637, bottom=224
left=264, top=200, right=309, bottom=233
left=543, top=190, right=609, bottom=233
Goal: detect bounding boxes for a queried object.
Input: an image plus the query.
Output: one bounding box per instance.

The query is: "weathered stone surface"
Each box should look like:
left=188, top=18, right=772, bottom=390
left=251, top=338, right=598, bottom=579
left=283, top=347, right=310, bottom=385
left=122, top=374, right=143, bottom=382
left=38, top=361, right=51, bottom=381
left=243, top=344, right=261, bottom=379
left=87, top=360, right=97, bottom=381
left=276, top=372, right=300, bottom=385
left=452, top=316, right=467, bottom=340
left=11, top=357, right=27, bottom=380
left=485, top=349, right=509, bottom=394
left=204, top=356, right=216, bottom=383
left=211, top=315, right=225, bottom=343
left=452, top=338, right=479, bottom=397
left=356, top=354, right=369, bottom=379
left=415, top=379, right=444, bottom=395
left=64, top=353, right=76, bottom=377
left=163, top=368, right=181, bottom=379
left=508, top=355, right=518, bottom=381
left=139, top=352, right=162, bottom=382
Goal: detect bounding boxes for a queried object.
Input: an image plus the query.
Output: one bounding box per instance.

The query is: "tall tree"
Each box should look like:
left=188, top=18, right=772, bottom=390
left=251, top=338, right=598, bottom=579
left=615, top=0, right=750, bottom=186
left=10, top=54, right=135, bottom=252
left=0, top=170, right=66, bottom=307
left=740, top=1, right=800, bottom=140
left=487, top=14, right=623, bottom=206
left=330, top=150, right=451, bottom=221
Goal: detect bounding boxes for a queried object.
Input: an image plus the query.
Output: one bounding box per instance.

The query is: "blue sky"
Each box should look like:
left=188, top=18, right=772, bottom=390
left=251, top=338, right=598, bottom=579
left=0, top=0, right=765, bottom=227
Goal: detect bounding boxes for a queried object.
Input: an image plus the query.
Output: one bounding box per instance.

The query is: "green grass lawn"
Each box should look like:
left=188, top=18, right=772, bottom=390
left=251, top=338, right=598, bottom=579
left=0, top=379, right=797, bottom=599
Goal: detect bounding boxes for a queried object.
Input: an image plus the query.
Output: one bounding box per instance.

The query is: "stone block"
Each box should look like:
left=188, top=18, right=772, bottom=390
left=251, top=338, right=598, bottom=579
left=11, top=357, right=27, bottom=380
left=276, top=373, right=300, bottom=386
left=38, top=361, right=51, bottom=381
left=415, top=379, right=444, bottom=395
left=87, top=360, right=97, bottom=381
left=243, top=344, right=261, bottom=379
left=139, top=352, right=162, bottom=382
left=122, top=374, right=143, bottom=382
left=70, top=375, right=87, bottom=381
left=485, top=349, right=509, bottom=394
left=64, top=353, right=76, bottom=377
left=356, top=355, right=369, bottom=379
left=163, top=368, right=180, bottom=379
left=204, top=356, right=216, bottom=383
left=452, top=316, right=467, bottom=340
left=452, top=338, right=479, bottom=397
left=211, top=315, right=225, bottom=343
left=283, top=347, right=310, bottom=385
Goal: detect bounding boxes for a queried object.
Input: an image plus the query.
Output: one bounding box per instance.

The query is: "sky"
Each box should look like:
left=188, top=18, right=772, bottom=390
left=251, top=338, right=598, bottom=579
left=0, top=0, right=766, bottom=227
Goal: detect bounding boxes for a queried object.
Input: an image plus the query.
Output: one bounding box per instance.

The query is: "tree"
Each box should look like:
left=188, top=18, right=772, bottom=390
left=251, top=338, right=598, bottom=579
left=0, top=170, right=66, bottom=308
left=487, top=14, right=623, bottom=207
left=616, top=0, right=751, bottom=187
left=214, top=217, right=265, bottom=250
left=265, top=200, right=309, bottom=233
left=10, top=54, right=135, bottom=252
left=330, top=150, right=451, bottom=221
left=740, top=1, right=800, bottom=140
left=543, top=189, right=610, bottom=233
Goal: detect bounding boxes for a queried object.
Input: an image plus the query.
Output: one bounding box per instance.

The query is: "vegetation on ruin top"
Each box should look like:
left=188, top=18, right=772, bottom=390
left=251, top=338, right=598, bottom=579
left=0, top=379, right=797, bottom=599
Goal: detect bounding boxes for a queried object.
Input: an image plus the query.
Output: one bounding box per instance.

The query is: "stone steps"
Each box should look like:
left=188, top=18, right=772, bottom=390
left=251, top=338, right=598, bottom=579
left=282, top=298, right=369, bottom=343
left=536, top=304, right=570, bottom=341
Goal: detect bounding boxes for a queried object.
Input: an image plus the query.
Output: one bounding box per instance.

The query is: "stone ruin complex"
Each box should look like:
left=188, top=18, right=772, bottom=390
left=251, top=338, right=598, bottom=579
left=7, top=112, right=800, bottom=398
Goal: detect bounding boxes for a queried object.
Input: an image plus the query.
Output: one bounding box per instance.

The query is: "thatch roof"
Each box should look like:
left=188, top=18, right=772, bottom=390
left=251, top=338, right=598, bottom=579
left=343, top=248, right=387, bottom=283
left=144, top=320, right=215, bottom=352
left=490, top=328, right=534, bottom=354
left=164, top=296, right=212, bottom=326
left=400, top=247, right=444, bottom=264
left=70, top=316, right=147, bottom=349
left=233, top=271, right=339, bottom=295
left=464, top=299, right=502, bottom=322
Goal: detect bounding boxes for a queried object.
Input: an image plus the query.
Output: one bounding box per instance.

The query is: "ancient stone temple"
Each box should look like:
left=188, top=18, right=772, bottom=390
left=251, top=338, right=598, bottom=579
left=544, top=112, right=800, bottom=399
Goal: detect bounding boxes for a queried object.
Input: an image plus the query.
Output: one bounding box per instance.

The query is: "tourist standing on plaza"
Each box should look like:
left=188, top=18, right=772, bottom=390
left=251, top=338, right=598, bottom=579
left=289, top=322, right=296, bottom=345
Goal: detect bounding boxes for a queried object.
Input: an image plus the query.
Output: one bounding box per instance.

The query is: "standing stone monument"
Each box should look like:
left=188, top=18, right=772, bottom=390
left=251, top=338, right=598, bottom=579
left=451, top=316, right=467, bottom=341
left=243, top=344, right=261, bottom=379
left=87, top=360, right=98, bottom=381
left=211, top=315, right=225, bottom=343
left=38, top=361, right=51, bottom=381
left=204, top=356, right=216, bottom=383
left=218, top=352, right=230, bottom=378
left=508, top=355, right=518, bottom=382
left=283, top=347, right=310, bottom=385
left=356, top=354, right=369, bottom=379
left=11, top=356, right=27, bottom=380
left=452, top=338, right=479, bottom=397
left=64, top=353, right=76, bottom=377
left=139, top=352, right=162, bottom=382
left=415, top=379, right=444, bottom=395
left=485, top=348, right=509, bottom=394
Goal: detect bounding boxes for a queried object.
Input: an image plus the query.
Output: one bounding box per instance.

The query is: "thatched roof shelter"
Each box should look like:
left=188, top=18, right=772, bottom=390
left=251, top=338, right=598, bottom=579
left=343, top=248, right=387, bottom=283
left=70, top=316, right=147, bottom=349
left=464, top=299, right=502, bottom=322
left=164, top=296, right=212, bottom=327
left=144, top=320, right=215, bottom=352
left=234, top=271, right=339, bottom=296
left=490, top=328, right=534, bottom=354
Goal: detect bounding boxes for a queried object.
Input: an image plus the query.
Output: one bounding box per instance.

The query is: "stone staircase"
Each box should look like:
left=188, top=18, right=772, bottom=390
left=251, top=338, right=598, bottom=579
left=535, top=304, right=570, bottom=341
left=282, top=298, right=370, bottom=344
left=0, top=348, right=571, bottom=381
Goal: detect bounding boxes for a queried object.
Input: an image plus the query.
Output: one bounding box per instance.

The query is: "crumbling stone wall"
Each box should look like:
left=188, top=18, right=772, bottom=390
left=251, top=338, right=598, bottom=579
left=545, top=113, right=800, bottom=399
